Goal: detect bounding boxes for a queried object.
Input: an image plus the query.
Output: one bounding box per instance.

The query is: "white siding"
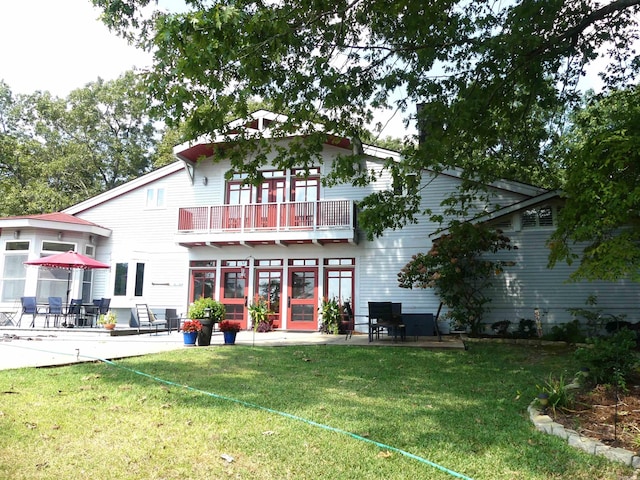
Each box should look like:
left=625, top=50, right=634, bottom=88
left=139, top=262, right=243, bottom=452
left=484, top=227, right=640, bottom=329
left=75, top=168, right=193, bottom=316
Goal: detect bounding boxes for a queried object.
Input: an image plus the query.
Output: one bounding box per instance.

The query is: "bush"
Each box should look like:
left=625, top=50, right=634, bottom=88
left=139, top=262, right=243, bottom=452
left=515, top=318, right=537, bottom=339
left=544, top=320, right=585, bottom=344
left=575, top=328, right=639, bottom=390
left=188, top=297, right=226, bottom=322
left=490, top=320, right=511, bottom=336
left=536, top=374, right=574, bottom=413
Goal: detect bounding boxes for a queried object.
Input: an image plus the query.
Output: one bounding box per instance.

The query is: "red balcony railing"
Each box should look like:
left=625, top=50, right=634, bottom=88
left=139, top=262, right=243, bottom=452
left=177, top=200, right=354, bottom=234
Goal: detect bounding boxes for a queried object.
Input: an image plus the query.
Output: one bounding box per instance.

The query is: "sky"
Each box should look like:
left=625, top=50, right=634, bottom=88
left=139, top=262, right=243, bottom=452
left=0, top=1, right=608, bottom=139
left=0, top=0, right=412, bottom=138
left=0, top=0, right=152, bottom=97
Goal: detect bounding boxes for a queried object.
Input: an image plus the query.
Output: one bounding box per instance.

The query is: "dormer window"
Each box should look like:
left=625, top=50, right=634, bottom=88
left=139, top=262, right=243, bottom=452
left=521, top=206, right=558, bottom=229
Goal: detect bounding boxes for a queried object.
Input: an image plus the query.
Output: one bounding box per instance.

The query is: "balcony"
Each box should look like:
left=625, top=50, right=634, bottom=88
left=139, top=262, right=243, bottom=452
left=176, top=200, right=357, bottom=247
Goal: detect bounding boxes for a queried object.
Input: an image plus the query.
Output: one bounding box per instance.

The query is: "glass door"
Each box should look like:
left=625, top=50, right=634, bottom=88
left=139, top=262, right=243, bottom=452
left=288, top=267, right=318, bottom=330
left=220, top=268, right=247, bottom=329
left=255, top=269, right=282, bottom=328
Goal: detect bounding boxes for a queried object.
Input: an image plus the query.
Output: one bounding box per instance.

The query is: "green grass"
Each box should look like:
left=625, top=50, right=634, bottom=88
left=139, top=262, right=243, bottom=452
left=0, top=343, right=632, bottom=479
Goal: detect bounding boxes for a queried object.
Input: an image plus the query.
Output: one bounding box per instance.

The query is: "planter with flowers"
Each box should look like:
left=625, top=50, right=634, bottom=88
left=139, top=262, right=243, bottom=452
left=98, top=310, right=117, bottom=330
left=181, top=319, right=202, bottom=346
left=249, top=296, right=274, bottom=332
left=188, top=298, right=226, bottom=346
left=219, top=320, right=241, bottom=345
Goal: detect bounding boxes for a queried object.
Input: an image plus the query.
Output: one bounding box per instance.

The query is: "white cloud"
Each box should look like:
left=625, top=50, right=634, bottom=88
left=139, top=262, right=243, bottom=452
left=0, top=0, right=151, bottom=96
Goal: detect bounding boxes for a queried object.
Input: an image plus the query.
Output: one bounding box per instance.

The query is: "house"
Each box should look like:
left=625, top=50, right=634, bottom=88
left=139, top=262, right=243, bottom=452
left=1, top=110, right=637, bottom=333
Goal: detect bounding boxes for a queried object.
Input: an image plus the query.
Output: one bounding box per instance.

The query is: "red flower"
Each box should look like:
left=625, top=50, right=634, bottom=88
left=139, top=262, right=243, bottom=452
left=219, top=320, right=241, bottom=333
left=181, top=320, right=203, bottom=333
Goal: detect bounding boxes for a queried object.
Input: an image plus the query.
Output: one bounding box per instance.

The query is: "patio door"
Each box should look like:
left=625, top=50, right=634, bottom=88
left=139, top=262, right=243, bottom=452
left=256, top=178, right=285, bottom=228
left=220, top=267, right=247, bottom=329
left=287, top=267, right=318, bottom=330
left=255, top=269, right=282, bottom=327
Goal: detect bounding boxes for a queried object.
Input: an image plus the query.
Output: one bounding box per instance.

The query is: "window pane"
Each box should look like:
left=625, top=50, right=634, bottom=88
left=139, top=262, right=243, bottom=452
left=114, top=263, right=128, bottom=296
left=42, top=242, right=75, bottom=252
left=1, top=254, right=27, bottom=302
left=156, top=188, right=165, bottom=207
left=134, top=263, right=145, bottom=297
left=5, top=241, right=29, bottom=251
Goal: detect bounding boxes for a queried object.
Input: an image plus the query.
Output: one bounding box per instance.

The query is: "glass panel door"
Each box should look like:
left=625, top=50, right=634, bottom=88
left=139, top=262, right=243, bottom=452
left=255, top=269, right=282, bottom=328
left=220, top=268, right=247, bottom=329
left=288, top=267, right=318, bottom=330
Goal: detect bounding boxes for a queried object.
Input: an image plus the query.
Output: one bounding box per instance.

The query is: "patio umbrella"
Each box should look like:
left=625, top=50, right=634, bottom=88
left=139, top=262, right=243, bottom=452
left=24, top=250, right=110, bottom=310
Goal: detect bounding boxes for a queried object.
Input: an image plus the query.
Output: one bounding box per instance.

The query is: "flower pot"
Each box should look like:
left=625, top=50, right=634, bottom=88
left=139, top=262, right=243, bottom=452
left=198, top=319, right=214, bottom=346
left=223, top=331, right=237, bottom=345
left=104, top=323, right=116, bottom=330
left=183, top=331, right=198, bottom=346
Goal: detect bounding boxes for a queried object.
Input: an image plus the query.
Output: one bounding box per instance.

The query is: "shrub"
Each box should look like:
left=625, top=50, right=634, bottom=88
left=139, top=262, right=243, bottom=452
left=491, top=320, right=511, bottom=336
left=398, top=222, right=516, bottom=336
left=575, top=328, right=639, bottom=391
left=536, top=374, right=574, bottom=414
left=515, top=318, right=537, bottom=339
left=188, top=297, right=226, bottom=321
left=544, top=320, right=585, bottom=344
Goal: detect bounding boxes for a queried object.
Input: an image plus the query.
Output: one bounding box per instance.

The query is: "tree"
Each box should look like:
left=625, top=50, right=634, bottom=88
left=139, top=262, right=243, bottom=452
left=92, top=0, right=638, bottom=238
left=397, top=222, right=516, bottom=335
left=548, top=86, right=640, bottom=282
left=0, top=72, right=169, bottom=215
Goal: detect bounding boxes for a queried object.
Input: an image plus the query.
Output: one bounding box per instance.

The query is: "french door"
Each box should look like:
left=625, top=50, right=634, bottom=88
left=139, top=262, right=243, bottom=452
left=287, top=267, right=318, bottom=330
left=255, top=269, right=282, bottom=327
left=220, top=267, right=248, bottom=329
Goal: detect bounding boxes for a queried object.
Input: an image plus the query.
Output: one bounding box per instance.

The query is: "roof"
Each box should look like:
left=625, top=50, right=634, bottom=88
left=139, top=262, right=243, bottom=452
left=64, top=161, right=185, bottom=215
left=0, top=212, right=112, bottom=237
left=173, top=110, right=363, bottom=163
left=431, top=190, right=562, bottom=238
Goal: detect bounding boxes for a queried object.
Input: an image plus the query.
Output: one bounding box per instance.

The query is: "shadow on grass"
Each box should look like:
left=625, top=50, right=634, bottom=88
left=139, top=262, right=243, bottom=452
left=61, top=342, right=623, bottom=479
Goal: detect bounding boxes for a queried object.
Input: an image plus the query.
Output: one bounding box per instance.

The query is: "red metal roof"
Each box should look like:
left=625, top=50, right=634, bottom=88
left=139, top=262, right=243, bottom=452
left=0, top=212, right=100, bottom=226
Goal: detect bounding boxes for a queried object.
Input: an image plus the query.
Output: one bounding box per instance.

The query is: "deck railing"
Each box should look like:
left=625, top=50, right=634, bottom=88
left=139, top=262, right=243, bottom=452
left=178, top=200, right=354, bottom=233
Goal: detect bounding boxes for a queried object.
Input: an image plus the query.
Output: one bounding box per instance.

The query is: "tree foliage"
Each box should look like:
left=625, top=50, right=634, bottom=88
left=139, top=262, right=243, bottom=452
left=397, top=222, right=517, bottom=335
left=93, top=0, right=639, bottom=236
left=0, top=72, right=170, bottom=215
left=548, top=87, right=640, bottom=281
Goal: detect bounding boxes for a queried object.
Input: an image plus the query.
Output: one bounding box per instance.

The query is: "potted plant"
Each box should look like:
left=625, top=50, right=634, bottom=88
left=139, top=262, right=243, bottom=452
left=188, top=297, right=226, bottom=346
left=98, top=310, right=117, bottom=330
left=249, top=295, right=273, bottom=332
left=181, top=319, right=202, bottom=346
left=219, top=320, right=241, bottom=345
left=319, top=297, right=341, bottom=334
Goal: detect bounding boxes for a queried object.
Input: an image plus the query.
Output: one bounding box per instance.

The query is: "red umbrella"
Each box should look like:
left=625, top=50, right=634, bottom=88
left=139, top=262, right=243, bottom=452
left=24, top=250, right=110, bottom=309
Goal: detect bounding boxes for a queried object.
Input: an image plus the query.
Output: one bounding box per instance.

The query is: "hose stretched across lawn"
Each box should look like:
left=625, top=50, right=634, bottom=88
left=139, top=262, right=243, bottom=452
left=0, top=341, right=474, bottom=480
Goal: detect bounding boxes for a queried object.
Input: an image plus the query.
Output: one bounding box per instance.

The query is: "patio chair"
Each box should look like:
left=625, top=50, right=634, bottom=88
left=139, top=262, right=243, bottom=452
left=98, top=298, right=111, bottom=315
left=341, top=301, right=354, bottom=340
left=45, top=296, right=63, bottom=328
left=134, top=304, right=167, bottom=335
left=367, top=302, right=394, bottom=342
left=165, top=308, right=180, bottom=333
left=83, top=302, right=100, bottom=327
left=18, top=296, right=39, bottom=328
left=67, top=299, right=82, bottom=326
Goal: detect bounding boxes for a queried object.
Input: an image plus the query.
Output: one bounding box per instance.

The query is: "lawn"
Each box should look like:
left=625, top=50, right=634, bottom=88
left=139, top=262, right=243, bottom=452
left=0, top=342, right=633, bottom=479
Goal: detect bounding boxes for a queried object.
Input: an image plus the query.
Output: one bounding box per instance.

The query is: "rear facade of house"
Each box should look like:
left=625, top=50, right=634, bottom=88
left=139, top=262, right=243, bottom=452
left=1, top=111, right=638, bottom=333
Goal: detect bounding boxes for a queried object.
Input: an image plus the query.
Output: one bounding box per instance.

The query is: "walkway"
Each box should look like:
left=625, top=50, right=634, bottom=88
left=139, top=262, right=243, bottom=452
left=0, top=327, right=465, bottom=370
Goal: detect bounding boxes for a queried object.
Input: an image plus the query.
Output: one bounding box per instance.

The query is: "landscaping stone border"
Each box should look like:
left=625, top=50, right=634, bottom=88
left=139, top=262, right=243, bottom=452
left=463, top=336, right=640, bottom=468
left=528, top=373, right=640, bottom=469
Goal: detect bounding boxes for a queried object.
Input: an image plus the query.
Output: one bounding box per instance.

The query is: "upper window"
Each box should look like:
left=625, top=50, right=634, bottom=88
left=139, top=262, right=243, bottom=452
left=42, top=241, right=74, bottom=252
left=521, top=206, right=556, bottom=229
left=146, top=187, right=166, bottom=208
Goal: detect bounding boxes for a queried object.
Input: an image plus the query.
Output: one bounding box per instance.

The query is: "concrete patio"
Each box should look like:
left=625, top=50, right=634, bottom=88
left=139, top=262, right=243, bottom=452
left=0, top=326, right=465, bottom=370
